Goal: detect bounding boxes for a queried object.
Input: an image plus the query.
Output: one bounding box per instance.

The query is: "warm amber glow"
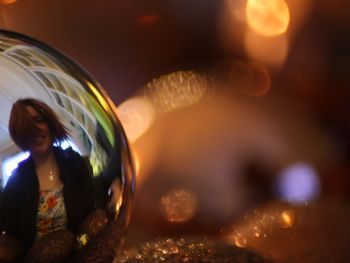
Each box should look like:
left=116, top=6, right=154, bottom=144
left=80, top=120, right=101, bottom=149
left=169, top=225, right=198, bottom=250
left=246, top=0, right=290, bottom=36
left=245, top=29, right=288, bottom=66
left=160, top=189, right=198, bottom=223
left=279, top=210, right=295, bottom=228
left=0, top=0, right=17, bottom=4
left=232, top=234, right=247, bottom=248
left=253, top=225, right=262, bottom=238
left=117, top=96, right=155, bottom=143
left=229, top=60, right=271, bottom=96
left=132, top=149, right=141, bottom=178
left=107, top=180, right=123, bottom=218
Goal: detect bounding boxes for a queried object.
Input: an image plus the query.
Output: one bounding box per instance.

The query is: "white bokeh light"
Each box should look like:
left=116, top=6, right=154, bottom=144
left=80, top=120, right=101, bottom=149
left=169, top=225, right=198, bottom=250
left=117, top=96, right=155, bottom=143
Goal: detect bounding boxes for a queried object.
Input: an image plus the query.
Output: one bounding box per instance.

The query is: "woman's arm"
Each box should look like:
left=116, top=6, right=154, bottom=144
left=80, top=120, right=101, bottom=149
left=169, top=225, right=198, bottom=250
left=0, top=173, right=20, bottom=237
left=70, top=150, right=96, bottom=212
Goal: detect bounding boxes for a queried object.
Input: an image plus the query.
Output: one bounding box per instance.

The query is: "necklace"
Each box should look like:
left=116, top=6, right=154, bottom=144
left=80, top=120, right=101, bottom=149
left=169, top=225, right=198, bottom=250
left=35, top=155, right=58, bottom=183
left=48, top=170, right=54, bottom=181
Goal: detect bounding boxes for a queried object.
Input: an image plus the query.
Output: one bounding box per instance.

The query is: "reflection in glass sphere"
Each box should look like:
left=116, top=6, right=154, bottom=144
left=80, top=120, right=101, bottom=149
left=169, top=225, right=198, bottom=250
left=0, top=29, right=135, bottom=259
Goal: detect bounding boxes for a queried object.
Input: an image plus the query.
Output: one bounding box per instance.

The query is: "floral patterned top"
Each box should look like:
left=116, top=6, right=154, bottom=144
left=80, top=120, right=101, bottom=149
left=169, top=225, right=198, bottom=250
left=36, top=185, right=67, bottom=239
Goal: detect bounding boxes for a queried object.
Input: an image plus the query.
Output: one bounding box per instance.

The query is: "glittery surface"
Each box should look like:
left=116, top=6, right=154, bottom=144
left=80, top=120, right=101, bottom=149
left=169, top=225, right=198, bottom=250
left=144, top=71, right=211, bottom=113
left=0, top=234, right=24, bottom=263
left=69, top=221, right=125, bottom=263
left=26, top=229, right=75, bottom=263
left=114, top=236, right=270, bottom=262
left=77, top=209, right=108, bottom=248
left=223, top=200, right=350, bottom=263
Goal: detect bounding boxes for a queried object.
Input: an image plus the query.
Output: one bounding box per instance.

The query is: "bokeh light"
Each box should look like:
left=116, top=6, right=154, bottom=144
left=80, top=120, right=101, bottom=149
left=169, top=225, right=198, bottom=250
left=115, top=236, right=267, bottom=262
left=276, top=162, right=321, bottom=204
left=244, top=29, right=288, bottom=67
left=160, top=189, right=198, bottom=223
left=222, top=201, right=350, bottom=262
left=232, top=233, right=247, bottom=248
left=246, top=0, right=290, bottom=37
left=229, top=60, right=271, bottom=96
left=223, top=202, right=297, bottom=260
left=117, top=96, right=155, bottom=143
left=144, top=71, right=211, bottom=113
left=278, top=209, right=295, bottom=228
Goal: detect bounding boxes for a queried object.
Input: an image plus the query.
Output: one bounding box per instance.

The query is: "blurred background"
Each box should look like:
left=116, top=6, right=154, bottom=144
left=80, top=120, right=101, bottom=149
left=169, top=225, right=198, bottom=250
left=0, top=0, right=349, bottom=261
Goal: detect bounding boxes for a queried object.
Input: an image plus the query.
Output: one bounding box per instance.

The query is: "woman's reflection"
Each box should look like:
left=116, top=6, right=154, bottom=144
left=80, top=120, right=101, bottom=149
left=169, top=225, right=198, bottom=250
left=0, top=98, right=95, bottom=249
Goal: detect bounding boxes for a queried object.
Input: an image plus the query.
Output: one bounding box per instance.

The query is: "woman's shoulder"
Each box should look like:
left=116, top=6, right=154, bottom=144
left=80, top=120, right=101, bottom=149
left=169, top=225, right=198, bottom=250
left=55, top=146, right=82, bottom=158
left=3, top=159, right=30, bottom=194
left=17, top=155, right=33, bottom=169
left=55, top=146, right=91, bottom=175
left=9, top=157, right=32, bottom=180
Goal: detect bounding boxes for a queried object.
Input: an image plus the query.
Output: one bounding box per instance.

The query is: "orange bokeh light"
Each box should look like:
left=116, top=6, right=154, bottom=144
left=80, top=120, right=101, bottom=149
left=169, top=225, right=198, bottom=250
left=279, top=210, right=295, bottom=228
left=229, top=60, right=271, bottom=96
left=160, top=189, right=198, bottom=223
left=244, top=28, right=288, bottom=67
left=131, top=149, right=139, bottom=176
left=117, top=96, right=155, bottom=143
left=246, top=0, right=290, bottom=36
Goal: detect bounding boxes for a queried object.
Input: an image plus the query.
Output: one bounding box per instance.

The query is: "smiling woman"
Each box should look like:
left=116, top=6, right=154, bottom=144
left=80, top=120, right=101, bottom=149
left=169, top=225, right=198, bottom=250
left=0, top=30, right=135, bottom=262
left=1, top=98, right=95, bottom=247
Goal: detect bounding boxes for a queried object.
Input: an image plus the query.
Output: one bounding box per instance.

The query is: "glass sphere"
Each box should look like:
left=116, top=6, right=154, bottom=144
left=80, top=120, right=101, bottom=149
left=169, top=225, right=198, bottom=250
left=0, top=29, right=135, bottom=257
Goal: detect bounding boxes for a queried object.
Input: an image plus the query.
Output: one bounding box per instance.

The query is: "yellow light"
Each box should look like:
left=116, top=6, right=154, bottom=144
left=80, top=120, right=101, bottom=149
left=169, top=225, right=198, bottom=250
left=107, top=180, right=123, bottom=218
left=246, top=0, right=290, bottom=37
left=233, top=234, right=247, bottom=248
left=132, top=149, right=141, bottom=178
left=253, top=225, right=262, bottom=238
left=244, top=29, right=288, bottom=66
left=86, top=81, right=111, bottom=114
left=279, top=210, right=295, bottom=228
left=85, top=81, right=115, bottom=146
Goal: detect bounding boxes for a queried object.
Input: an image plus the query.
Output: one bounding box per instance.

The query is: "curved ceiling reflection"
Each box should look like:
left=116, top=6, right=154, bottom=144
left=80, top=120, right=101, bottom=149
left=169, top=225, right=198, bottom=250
left=0, top=29, right=135, bottom=225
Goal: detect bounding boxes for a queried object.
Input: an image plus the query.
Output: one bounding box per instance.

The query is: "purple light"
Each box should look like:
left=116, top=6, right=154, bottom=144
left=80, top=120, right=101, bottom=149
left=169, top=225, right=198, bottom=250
left=276, top=162, right=321, bottom=204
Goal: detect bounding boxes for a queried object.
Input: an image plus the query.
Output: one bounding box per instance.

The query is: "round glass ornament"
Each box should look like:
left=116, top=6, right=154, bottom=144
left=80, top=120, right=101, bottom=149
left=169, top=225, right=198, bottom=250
left=0, top=29, right=135, bottom=259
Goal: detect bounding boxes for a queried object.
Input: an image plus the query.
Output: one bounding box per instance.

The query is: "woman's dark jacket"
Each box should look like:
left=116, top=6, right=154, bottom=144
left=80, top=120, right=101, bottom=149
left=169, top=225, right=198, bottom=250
left=0, top=147, right=95, bottom=248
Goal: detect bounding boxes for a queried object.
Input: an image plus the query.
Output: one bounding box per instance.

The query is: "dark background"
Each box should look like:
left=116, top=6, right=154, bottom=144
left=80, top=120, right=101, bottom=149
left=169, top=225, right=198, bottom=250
left=0, top=0, right=349, bottom=195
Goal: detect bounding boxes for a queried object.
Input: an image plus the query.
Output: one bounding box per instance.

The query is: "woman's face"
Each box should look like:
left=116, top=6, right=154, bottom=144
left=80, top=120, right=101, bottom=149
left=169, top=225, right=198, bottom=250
left=26, top=106, right=53, bottom=155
